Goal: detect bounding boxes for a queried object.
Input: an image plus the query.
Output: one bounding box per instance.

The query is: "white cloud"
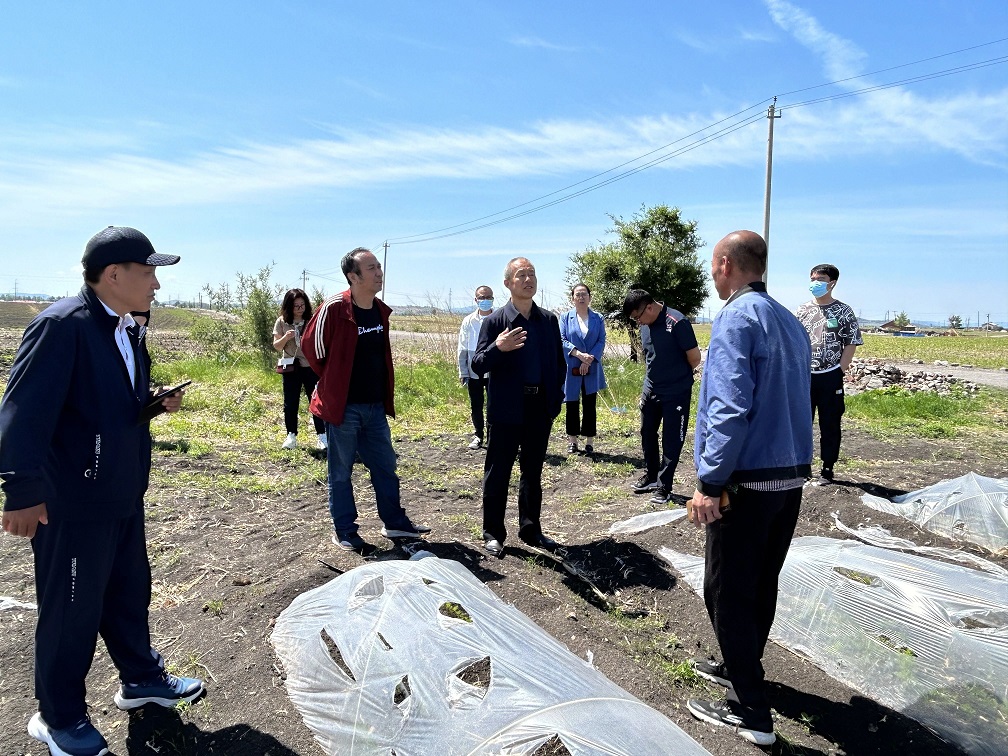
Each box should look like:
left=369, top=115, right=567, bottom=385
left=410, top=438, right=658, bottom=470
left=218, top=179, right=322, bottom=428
left=764, top=0, right=867, bottom=79
left=508, top=36, right=580, bottom=53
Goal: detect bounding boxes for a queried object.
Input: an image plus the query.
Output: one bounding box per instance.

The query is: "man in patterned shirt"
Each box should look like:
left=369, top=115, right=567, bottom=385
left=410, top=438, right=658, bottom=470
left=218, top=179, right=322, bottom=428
left=796, top=264, right=863, bottom=486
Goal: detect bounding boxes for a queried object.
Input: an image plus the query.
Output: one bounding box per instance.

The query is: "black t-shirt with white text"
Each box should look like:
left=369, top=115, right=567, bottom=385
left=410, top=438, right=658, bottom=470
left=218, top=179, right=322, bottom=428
left=347, top=303, right=387, bottom=404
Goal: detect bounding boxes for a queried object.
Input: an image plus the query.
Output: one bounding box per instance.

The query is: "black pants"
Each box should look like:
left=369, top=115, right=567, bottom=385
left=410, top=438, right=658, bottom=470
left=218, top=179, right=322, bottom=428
left=640, top=390, right=691, bottom=490
left=466, top=377, right=488, bottom=440
left=565, top=383, right=597, bottom=438
left=283, top=363, right=324, bottom=435
left=703, top=485, right=802, bottom=729
left=32, top=509, right=161, bottom=727
left=482, top=396, right=553, bottom=543
left=810, top=368, right=845, bottom=472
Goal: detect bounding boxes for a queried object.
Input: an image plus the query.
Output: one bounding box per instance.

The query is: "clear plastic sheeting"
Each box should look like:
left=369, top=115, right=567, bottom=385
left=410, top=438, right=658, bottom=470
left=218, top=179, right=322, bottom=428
left=0, top=596, right=36, bottom=612
left=608, top=508, right=687, bottom=535
left=660, top=538, right=1008, bottom=756
left=860, top=472, right=1008, bottom=553
left=832, top=514, right=1008, bottom=577
left=271, top=557, right=711, bottom=756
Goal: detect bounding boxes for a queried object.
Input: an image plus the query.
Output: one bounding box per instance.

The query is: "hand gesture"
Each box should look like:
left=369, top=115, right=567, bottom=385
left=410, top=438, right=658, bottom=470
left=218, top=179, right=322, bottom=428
left=496, top=327, right=527, bottom=352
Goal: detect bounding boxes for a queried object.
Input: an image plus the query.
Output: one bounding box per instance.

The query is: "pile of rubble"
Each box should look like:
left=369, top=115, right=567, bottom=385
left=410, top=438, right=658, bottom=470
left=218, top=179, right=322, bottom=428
left=845, top=358, right=982, bottom=395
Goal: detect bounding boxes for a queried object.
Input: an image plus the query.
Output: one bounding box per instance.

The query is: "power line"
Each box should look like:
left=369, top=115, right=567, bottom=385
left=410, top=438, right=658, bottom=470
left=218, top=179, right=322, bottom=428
left=307, top=39, right=1008, bottom=255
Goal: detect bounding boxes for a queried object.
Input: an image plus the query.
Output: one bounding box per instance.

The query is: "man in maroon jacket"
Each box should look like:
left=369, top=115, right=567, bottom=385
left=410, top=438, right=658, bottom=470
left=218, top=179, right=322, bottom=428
left=302, top=247, right=429, bottom=555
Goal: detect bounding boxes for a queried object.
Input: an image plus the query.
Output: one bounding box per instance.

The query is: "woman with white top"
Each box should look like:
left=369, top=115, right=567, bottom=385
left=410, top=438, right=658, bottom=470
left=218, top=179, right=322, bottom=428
left=273, top=288, right=326, bottom=450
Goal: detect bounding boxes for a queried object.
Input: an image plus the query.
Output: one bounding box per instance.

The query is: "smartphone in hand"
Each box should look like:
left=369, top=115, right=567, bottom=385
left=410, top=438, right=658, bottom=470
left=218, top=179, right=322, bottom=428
left=139, top=380, right=192, bottom=424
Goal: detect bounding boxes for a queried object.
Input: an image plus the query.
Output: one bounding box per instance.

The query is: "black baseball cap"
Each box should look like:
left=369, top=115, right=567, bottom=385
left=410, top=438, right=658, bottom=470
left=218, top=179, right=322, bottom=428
left=82, top=226, right=180, bottom=268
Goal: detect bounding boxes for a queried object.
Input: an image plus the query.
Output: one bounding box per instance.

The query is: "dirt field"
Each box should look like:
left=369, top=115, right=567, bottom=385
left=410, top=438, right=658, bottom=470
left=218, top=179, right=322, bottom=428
left=1, top=413, right=1005, bottom=756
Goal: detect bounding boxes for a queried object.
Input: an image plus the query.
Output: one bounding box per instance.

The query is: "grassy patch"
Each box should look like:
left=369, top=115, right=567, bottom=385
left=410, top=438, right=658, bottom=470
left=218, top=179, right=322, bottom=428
left=858, top=332, right=1008, bottom=369
left=846, top=386, right=1008, bottom=441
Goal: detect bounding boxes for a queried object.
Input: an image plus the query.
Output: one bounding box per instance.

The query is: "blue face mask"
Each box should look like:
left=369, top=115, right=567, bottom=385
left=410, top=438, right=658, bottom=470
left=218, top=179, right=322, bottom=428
left=809, top=280, right=830, bottom=298
left=477, top=299, right=493, bottom=311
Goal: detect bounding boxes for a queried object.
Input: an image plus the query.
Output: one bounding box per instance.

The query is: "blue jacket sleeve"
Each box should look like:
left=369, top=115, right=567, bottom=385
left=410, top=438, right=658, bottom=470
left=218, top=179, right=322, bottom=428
left=0, top=316, right=77, bottom=510
left=695, top=311, right=754, bottom=494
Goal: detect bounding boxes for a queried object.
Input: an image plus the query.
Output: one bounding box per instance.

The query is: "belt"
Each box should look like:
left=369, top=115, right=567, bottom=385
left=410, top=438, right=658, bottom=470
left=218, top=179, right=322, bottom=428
left=523, top=385, right=541, bottom=395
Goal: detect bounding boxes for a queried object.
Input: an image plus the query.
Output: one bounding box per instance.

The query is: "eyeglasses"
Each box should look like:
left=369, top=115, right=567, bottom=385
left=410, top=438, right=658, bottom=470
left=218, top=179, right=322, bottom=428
left=572, top=292, right=589, bottom=298
left=629, top=307, right=646, bottom=324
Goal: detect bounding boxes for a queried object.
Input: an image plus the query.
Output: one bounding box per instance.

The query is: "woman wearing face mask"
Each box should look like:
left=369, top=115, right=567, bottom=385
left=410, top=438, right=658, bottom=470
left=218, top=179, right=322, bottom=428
left=273, top=288, right=327, bottom=450
left=559, top=283, right=607, bottom=456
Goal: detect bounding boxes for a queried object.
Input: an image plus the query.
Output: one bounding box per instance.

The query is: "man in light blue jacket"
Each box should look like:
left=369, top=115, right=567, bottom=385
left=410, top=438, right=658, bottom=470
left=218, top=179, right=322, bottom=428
left=687, top=230, right=812, bottom=747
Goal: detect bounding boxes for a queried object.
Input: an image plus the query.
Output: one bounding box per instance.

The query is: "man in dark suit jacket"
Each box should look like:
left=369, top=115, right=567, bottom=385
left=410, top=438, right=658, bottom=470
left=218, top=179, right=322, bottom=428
left=472, top=257, right=566, bottom=556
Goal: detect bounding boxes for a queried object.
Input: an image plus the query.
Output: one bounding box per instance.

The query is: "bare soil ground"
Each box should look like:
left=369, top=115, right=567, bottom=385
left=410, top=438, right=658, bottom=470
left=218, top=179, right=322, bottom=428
left=1, top=422, right=1006, bottom=756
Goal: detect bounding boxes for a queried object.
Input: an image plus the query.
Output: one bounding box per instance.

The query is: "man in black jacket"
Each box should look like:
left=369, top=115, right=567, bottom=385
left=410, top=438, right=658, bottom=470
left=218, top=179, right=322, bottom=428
left=0, top=227, right=205, bottom=756
left=472, top=257, right=566, bottom=557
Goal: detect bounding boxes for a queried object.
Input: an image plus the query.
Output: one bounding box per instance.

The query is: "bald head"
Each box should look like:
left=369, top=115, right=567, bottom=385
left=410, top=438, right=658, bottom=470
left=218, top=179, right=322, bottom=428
left=714, top=230, right=766, bottom=276
left=711, top=230, right=767, bottom=300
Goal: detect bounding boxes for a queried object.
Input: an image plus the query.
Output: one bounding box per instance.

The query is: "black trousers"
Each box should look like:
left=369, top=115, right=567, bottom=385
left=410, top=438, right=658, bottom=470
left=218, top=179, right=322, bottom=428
left=810, top=368, right=845, bottom=472
left=703, top=485, right=802, bottom=729
left=640, top=390, right=691, bottom=490
left=282, top=363, right=324, bottom=435
left=482, top=396, right=553, bottom=543
left=466, top=377, right=488, bottom=440
left=565, top=383, right=597, bottom=438
left=32, top=508, right=161, bottom=727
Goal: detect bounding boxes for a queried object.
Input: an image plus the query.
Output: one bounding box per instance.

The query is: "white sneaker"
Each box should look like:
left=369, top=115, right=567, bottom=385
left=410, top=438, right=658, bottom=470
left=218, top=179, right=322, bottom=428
left=467, top=436, right=483, bottom=450
left=317, top=433, right=328, bottom=450
left=282, top=432, right=297, bottom=450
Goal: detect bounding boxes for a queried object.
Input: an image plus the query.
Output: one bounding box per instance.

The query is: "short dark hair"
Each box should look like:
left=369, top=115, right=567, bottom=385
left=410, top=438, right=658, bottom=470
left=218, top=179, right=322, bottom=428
left=810, top=263, right=839, bottom=281
left=570, top=282, right=591, bottom=298
left=341, top=247, right=371, bottom=283
left=280, top=288, right=313, bottom=323
left=83, top=260, right=135, bottom=285
left=622, top=289, right=654, bottom=318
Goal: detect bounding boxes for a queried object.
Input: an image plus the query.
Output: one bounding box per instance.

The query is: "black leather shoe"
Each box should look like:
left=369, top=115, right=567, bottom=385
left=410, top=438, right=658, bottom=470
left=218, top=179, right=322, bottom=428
left=483, top=538, right=505, bottom=557
left=520, top=533, right=561, bottom=552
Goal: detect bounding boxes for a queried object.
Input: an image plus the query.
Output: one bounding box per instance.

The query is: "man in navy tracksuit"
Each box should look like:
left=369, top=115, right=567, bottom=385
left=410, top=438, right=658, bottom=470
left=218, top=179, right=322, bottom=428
left=0, top=227, right=205, bottom=756
left=686, top=230, right=813, bottom=747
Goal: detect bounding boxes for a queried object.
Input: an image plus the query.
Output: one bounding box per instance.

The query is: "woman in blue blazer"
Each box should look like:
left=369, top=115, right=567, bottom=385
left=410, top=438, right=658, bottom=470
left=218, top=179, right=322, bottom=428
left=560, top=283, right=607, bottom=455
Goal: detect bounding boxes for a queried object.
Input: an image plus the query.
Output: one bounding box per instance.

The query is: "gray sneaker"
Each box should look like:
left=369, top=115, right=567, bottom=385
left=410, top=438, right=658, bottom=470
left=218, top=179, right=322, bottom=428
left=114, top=670, right=205, bottom=710
left=692, top=657, right=733, bottom=689
left=381, top=520, right=432, bottom=539
left=333, top=532, right=377, bottom=556
left=28, top=713, right=110, bottom=756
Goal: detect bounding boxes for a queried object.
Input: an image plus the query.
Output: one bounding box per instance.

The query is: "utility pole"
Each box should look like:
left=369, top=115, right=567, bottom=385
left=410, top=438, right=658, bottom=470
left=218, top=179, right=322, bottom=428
left=381, top=241, right=389, bottom=300
left=302, top=269, right=308, bottom=290
left=762, top=97, right=780, bottom=284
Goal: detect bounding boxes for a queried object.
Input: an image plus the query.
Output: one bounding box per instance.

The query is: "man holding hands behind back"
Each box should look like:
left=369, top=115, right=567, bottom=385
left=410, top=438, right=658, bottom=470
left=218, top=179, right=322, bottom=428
left=687, top=230, right=812, bottom=747
left=472, top=257, right=566, bottom=557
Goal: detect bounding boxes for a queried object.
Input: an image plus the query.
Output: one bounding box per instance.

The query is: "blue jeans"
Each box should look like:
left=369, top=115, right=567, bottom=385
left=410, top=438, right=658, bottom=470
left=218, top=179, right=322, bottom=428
left=325, top=404, right=408, bottom=537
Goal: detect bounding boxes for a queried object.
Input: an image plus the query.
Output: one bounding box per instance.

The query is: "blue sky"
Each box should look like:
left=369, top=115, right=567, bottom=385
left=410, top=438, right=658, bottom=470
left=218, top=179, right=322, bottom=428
left=2, top=1, right=1006, bottom=325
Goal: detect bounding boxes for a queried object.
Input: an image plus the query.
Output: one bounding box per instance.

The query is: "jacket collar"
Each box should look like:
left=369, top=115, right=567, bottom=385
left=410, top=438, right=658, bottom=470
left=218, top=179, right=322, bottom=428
left=503, top=299, right=542, bottom=322
left=725, top=280, right=767, bottom=306
left=80, top=285, right=122, bottom=333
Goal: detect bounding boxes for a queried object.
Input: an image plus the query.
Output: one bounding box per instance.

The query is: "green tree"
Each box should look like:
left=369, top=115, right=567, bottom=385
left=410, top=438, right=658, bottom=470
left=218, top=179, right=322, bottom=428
left=566, top=204, right=708, bottom=353
left=948, top=314, right=963, bottom=329
left=201, top=265, right=284, bottom=368
left=894, top=311, right=912, bottom=329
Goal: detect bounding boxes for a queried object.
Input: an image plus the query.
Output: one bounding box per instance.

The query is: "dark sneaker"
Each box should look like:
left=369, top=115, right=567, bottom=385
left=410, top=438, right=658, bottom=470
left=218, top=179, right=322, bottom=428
left=114, top=670, right=205, bottom=710
left=28, top=713, right=109, bottom=756
left=333, top=532, right=377, bottom=556
left=687, top=698, right=775, bottom=746
left=649, top=487, right=672, bottom=505
left=380, top=520, right=432, bottom=539
left=692, top=658, right=733, bottom=689
left=633, top=474, right=658, bottom=493
left=583, top=444, right=594, bottom=455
